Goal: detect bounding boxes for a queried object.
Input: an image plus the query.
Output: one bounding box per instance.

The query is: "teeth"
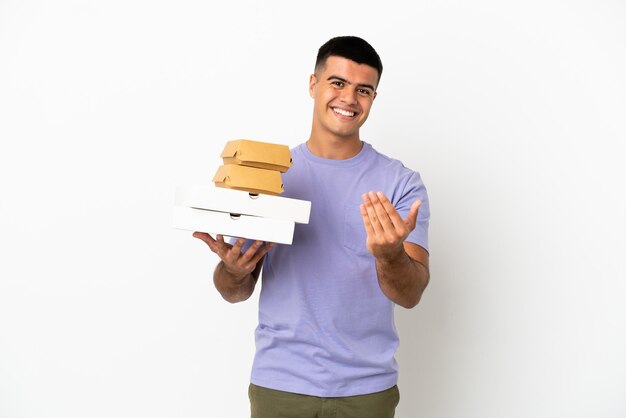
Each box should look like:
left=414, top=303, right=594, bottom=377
left=333, top=108, right=355, bottom=117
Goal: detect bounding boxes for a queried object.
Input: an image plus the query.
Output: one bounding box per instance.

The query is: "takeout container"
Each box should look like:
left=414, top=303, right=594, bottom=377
left=172, top=206, right=296, bottom=245
left=213, top=139, right=292, bottom=195
left=220, top=139, right=292, bottom=172
left=175, top=185, right=310, bottom=224
left=172, top=185, right=310, bottom=245
left=173, top=139, right=310, bottom=245
left=212, top=164, right=284, bottom=195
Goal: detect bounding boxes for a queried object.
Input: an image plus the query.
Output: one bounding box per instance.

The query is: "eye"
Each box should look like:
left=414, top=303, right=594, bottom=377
left=332, top=81, right=344, bottom=87
left=357, top=88, right=373, bottom=97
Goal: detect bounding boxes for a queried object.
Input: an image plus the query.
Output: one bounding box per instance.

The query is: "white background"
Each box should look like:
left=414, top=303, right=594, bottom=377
left=1, top=1, right=625, bottom=417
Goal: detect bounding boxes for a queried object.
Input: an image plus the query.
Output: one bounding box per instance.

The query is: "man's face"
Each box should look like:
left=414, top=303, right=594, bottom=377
left=309, top=55, right=379, bottom=141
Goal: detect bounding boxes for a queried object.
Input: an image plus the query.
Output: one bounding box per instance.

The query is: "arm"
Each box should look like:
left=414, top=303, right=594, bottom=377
left=360, top=192, right=430, bottom=309
left=192, top=233, right=273, bottom=303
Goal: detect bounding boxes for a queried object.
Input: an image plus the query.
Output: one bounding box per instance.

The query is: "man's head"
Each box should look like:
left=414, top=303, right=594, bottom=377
left=308, top=36, right=382, bottom=144
left=314, top=36, right=383, bottom=86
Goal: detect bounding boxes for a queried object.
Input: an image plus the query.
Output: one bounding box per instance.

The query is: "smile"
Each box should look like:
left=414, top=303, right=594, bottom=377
left=332, top=107, right=356, bottom=117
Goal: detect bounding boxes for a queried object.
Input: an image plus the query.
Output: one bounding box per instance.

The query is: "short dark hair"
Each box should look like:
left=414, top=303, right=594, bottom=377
left=315, top=36, right=383, bottom=84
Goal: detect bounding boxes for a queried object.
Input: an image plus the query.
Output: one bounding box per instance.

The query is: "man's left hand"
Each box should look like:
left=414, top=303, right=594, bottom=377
left=360, top=191, right=421, bottom=260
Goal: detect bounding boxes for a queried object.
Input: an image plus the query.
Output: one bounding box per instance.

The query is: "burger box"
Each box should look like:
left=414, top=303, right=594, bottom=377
left=172, top=206, right=296, bottom=245
left=221, top=139, right=292, bottom=172
left=213, top=164, right=284, bottom=195
left=175, top=185, right=311, bottom=224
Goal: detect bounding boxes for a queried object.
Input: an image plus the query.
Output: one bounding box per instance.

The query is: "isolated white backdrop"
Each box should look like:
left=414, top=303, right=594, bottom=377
left=1, top=1, right=625, bottom=417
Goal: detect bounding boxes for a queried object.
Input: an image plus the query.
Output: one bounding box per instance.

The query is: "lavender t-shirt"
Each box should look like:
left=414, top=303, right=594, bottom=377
left=250, top=141, right=429, bottom=397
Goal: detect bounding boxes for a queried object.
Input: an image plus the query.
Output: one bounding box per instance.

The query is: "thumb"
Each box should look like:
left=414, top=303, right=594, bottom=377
left=404, top=199, right=422, bottom=231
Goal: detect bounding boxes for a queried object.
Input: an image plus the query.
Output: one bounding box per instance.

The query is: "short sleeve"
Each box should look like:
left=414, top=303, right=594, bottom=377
left=392, top=171, right=430, bottom=253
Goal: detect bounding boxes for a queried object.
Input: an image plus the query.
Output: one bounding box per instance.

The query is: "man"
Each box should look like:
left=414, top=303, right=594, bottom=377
left=193, top=36, right=430, bottom=418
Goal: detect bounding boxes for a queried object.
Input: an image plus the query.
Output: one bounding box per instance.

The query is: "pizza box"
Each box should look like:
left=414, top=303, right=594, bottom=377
left=175, top=184, right=310, bottom=224
left=172, top=206, right=296, bottom=245
left=220, top=139, right=292, bottom=172
left=213, top=164, right=284, bottom=195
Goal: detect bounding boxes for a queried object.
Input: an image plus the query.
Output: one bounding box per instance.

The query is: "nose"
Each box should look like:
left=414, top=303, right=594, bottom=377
left=339, top=87, right=357, bottom=105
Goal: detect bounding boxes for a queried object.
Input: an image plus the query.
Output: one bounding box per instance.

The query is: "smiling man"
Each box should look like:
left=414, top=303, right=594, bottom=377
left=309, top=55, right=378, bottom=152
left=193, top=36, right=430, bottom=418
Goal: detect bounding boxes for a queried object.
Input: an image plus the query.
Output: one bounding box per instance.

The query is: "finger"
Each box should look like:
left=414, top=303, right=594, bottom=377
left=223, top=237, right=246, bottom=263
left=240, top=240, right=264, bottom=263
left=361, top=193, right=384, bottom=235
left=360, top=203, right=375, bottom=236
left=215, top=234, right=227, bottom=250
left=375, top=192, right=406, bottom=233
left=213, top=234, right=233, bottom=257
left=192, top=232, right=219, bottom=252
left=368, top=192, right=396, bottom=232
left=230, top=237, right=246, bottom=254
left=192, top=231, right=211, bottom=243
left=404, top=199, right=422, bottom=232
left=248, top=242, right=274, bottom=267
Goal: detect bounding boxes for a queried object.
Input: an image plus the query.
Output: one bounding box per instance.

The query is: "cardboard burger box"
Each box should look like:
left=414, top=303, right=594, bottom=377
left=213, top=164, right=284, bottom=195
left=220, top=139, right=292, bottom=172
left=175, top=185, right=310, bottom=224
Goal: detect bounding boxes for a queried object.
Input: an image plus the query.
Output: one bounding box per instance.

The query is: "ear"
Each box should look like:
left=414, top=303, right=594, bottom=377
left=309, top=74, right=317, bottom=98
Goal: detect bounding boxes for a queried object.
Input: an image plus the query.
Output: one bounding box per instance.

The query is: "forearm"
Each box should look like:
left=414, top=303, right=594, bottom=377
left=376, top=251, right=429, bottom=309
left=213, top=261, right=257, bottom=303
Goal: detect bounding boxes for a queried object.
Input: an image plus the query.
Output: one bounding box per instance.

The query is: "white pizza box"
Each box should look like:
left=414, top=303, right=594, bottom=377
left=172, top=205, right=296, bottom=245
left=175, top=184, right=311, bottom=224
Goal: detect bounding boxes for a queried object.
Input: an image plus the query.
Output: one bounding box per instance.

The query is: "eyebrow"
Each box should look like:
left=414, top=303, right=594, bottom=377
left=327, top=75, right=376, bottom=92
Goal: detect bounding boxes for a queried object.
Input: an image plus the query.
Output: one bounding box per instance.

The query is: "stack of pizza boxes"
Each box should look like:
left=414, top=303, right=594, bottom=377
left=172, top=140, right=311, bottom=245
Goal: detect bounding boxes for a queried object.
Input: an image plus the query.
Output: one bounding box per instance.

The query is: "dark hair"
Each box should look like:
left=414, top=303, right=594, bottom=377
left=315, top=36, right=383, bottom=84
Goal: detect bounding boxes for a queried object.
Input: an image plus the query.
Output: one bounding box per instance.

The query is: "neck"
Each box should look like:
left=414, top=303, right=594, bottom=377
left=306, top=135, right=363, bottom=160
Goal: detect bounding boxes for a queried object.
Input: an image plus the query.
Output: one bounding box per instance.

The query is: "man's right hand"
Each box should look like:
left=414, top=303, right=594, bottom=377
left=192, top=232, right=274, bottom=279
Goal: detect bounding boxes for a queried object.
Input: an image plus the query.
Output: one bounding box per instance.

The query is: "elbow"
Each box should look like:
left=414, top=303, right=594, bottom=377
left=213, top=262, right=254, bottom=304
left=402, top=277, right=429, bottom=309
left=399, top=294, right=421, bottom=309
left=402, top=261, right=430, bottom=309
left=215, top=279, right=253, bottom=304
left=221, top=291, right=251, bottom=304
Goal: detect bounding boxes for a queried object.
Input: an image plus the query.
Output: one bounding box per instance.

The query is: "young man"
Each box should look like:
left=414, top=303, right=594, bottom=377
left=193, top=36, right=430, bottom=418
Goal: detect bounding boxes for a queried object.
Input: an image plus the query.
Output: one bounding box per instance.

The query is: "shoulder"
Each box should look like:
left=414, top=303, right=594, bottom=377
left=364, top=143, right=429, bottom=210
left=367, top=143, right=412, bottom=169
left=367, top=143, right=424, bottom=183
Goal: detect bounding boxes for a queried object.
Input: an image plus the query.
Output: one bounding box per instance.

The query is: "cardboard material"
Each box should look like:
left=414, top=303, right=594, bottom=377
left=172, top=205, right=295, bottom=245
left=220, top=139, right=293, bottom=172
left=213, top=164, right=284, bottom=195
left=176, top=185, right=311, bottom=224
